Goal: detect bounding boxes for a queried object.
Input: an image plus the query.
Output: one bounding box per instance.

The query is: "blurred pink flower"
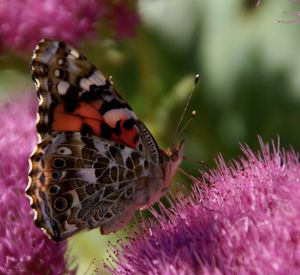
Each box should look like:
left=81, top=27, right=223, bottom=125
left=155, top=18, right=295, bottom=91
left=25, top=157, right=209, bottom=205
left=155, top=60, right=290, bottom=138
left=0, top=93, right=74, bottom=274
left=0, top=0, right=139, bottom=53
left=0, top=95, right=36, bottom=193
left=110, top=140, right=300, bottom=274
left=102, top=1, right=140, bottom=39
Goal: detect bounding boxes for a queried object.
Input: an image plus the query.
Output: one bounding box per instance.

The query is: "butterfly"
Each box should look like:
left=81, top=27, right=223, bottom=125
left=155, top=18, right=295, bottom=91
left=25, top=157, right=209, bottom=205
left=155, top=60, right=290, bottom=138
left=26, top=39, right=183, bottom=241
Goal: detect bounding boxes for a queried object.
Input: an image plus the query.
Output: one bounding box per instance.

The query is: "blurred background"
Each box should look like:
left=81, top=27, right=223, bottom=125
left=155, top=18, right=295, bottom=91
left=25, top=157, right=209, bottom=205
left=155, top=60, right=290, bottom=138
left=1, top=0, right=300, bottom=273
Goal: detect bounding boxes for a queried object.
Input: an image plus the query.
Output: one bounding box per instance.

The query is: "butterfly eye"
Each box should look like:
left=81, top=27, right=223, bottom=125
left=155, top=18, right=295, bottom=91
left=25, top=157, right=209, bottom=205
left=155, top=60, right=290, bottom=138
left=53, top=197, right=68, bottom=212
left=52, top=158, right=67, bottom=168
left=48, top=184, right=60, bottom=195
left=51, top=170, right=63, bottom=180
left=57, top=147, right=72, bottom=155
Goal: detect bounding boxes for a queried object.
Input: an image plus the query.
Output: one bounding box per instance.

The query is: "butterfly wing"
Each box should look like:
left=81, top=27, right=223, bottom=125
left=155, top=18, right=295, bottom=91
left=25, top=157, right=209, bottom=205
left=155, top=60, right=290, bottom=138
left=27, top=132, right=160, bottom=241
left=26, top=39, right=164, bottom=241
left=31, top=39, right=160, bottom=164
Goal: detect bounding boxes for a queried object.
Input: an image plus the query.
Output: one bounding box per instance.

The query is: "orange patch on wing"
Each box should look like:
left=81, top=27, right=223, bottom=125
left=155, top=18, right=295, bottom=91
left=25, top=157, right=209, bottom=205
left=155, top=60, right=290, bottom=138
left=84, top=118, right=101, bottom=135
left=73, top=102, right=101, bottom=120
left=103, top=109, right=131, bottom=128
left=52, top=103, right=103, bottom=134
left=90, top=99, right=103, bottom=110
left=112, top=121, right=139, bottom=149
left=53, top=112, right=83, bottom=131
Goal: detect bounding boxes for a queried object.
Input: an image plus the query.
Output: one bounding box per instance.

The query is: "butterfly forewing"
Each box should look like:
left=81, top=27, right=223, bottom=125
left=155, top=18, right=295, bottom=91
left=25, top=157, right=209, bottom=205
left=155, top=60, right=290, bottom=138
left=31, top=39, right=156, bottom=156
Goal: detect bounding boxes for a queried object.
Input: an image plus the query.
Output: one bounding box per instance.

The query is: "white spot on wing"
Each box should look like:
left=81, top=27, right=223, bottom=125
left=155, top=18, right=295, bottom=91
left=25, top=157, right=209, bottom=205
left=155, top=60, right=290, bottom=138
left=70, top=49, right=80, bottom=58
left=35, top=41, right=59, bottom=63
left=38, top=93, right=43, bottom=105
left=80, top=78, right=93, bottom=91
left=89, top=71, right=106, bottom=86
left=78, top=169, right=97, bottom=183
left=36, top=113, right=40, bottom=124
left=80, top=71, right=106, bottom=91
left=57, top=81, right=70, bottom=95
left=54, top=69, right=60, bottom=77
left=93, top=141, right=108, bottom=155
left=103, top=109, right=132, bottom=128
left=37, top=133, right=42, bottom=143
left=35, top=80, right=41, bottom=89
left=57, top=147, right=72, bottom=155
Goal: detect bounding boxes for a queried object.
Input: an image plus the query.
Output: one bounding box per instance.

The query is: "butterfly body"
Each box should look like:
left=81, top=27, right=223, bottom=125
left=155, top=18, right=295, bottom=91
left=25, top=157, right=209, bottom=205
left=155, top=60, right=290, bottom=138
left=26, top=39, right=183, bottom=241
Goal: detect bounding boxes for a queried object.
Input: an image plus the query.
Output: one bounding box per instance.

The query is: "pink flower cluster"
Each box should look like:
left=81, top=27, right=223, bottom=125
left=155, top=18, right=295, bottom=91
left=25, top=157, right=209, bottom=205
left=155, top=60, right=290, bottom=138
left=0, top=93, right=74, bottom=274
left=110, top=140, right=300, bottom=274
left=102, top=1, right=140, bottom=39
left=0, top=0, right=139, bottom=53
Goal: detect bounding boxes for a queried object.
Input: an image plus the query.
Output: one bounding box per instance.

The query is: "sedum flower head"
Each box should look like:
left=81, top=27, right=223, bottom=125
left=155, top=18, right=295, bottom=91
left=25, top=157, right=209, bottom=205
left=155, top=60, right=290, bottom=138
left=0, top=93, right=74, bottom=274
left=110, top=140, right=300, bottom=274
left=0, top=0, right=139, bottom=53
left=102, top=1, right=140, bottom=39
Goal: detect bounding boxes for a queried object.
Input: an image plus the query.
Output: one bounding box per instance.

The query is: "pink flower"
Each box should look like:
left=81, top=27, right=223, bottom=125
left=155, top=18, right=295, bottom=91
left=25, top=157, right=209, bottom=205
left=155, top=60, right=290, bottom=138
left=110, top=140, right=300, bottom=274
left=0, top=0, right=140, bottom=53
left=0, top=95, right=36, bottom=193
left=0, top=93, right=75, bottom=274
left=102, top=1, right=140, bottom=39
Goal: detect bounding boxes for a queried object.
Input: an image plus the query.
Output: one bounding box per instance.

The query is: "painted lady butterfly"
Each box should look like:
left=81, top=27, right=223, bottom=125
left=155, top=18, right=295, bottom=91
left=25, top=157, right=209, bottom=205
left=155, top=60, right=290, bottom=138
left=26, top=39, right=183, bottom=241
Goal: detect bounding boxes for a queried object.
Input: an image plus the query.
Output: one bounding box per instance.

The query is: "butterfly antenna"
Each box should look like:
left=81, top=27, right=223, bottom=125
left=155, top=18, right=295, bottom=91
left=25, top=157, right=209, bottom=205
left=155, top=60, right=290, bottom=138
left=176, top=110, right=197, bottom=138
left=173, top=74, right=200, bottom=142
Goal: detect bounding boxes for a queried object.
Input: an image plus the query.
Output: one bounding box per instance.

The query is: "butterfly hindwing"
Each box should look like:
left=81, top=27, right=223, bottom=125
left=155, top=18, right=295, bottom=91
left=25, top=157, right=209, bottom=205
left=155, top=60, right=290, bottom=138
left=28, top=132, right=158, bottom=241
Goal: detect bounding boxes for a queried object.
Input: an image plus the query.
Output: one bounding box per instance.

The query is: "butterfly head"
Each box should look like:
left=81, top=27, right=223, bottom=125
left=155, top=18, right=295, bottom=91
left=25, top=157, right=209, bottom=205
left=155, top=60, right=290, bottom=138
left=160, top=140, right=184, bottom=189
